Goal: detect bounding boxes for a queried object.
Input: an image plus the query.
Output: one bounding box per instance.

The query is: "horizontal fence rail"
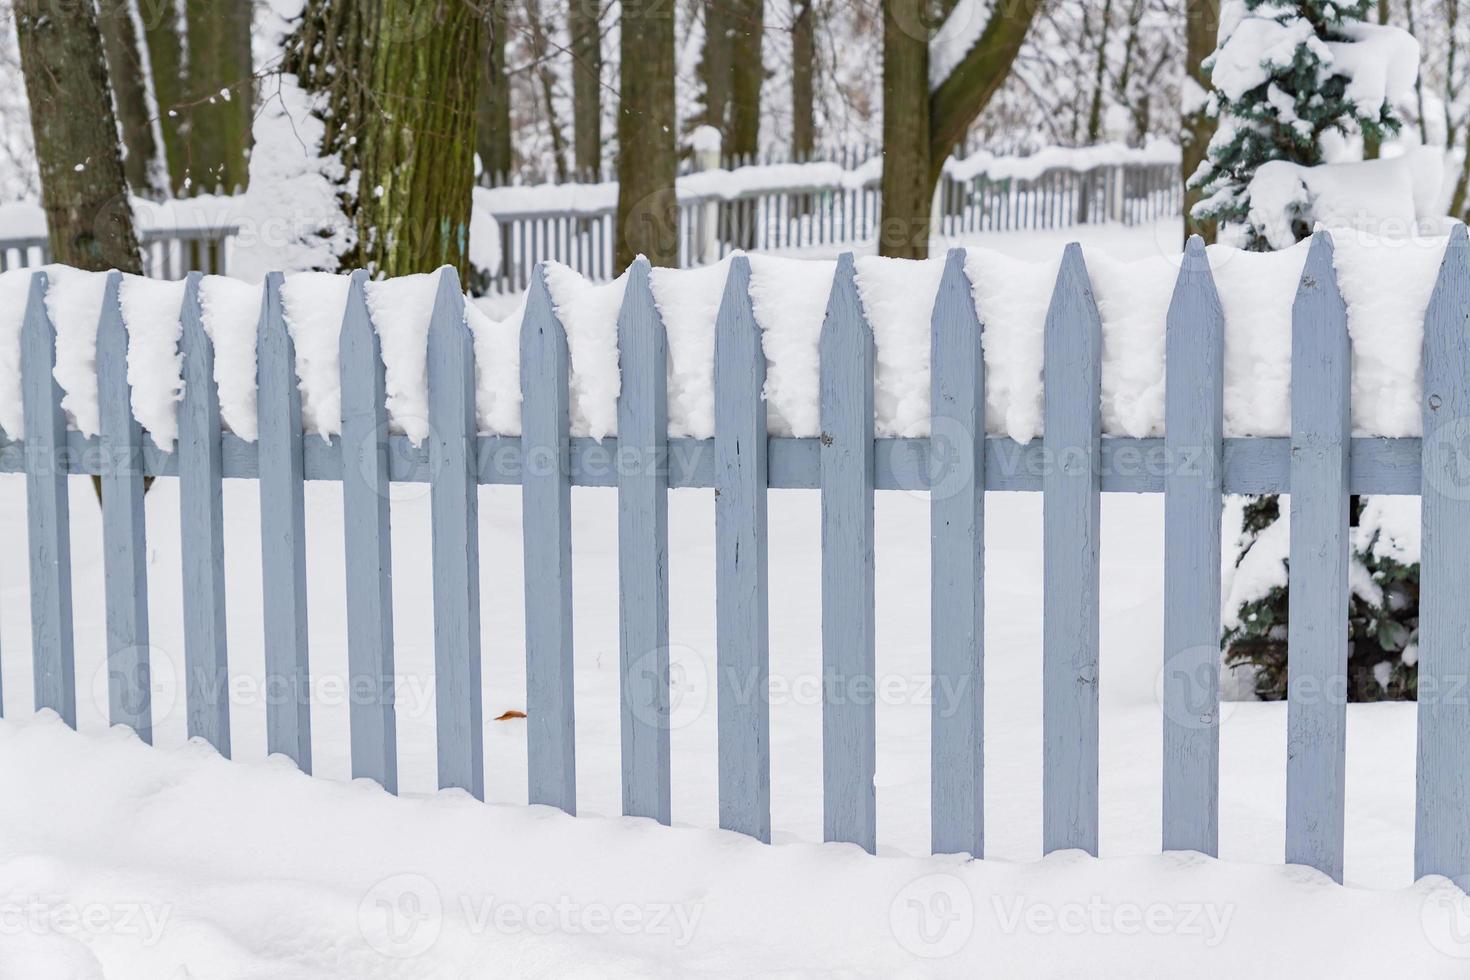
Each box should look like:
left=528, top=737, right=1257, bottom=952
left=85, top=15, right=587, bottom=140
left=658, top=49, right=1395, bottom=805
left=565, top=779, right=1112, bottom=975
left=483, top=160, right=1181, bottom=294
left=0, top=226, right=1466, bottom=893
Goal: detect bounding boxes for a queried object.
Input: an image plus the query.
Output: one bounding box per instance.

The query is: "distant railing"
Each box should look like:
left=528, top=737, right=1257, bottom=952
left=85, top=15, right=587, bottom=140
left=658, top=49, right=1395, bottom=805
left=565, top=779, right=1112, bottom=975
left=481, top=145, right=1182, bottom=294
left=0, top=226, right=238, bottom=277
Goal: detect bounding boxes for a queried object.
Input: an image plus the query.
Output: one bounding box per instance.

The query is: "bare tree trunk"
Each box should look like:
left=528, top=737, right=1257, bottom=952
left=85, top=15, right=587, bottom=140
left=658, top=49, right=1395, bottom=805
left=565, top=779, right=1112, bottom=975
left=570, top=0, right=603, bottom=180
left=880, top=0, right=1042, bottom=258
left=14, top=0, right=141, bottom=272
left=353, top=0, right=481, bottom=278
left=477, top=1, right=513, bottom=184
left=616, top=0, right=678, bottom=270
left=1078, top=0, right=1115, bottom=223
left=880, top=0, right=932, bottom=259
left=524, top=0, right=571, bottom=182
left=791, top=0, right=816, bottom=162
left=1182, top=0, right=1218, bottom=242
left=140, top=0, right=187, bottom=192
left=697, top=0, right=733, bottom=145
left=1451, top=116, right=1470, bottom=221
left=1363, top=0, right=1391, bottom=158
left=97, top=0, right=166, bottom=197
left=728, top=0, right=764, bottom=161
left=183, top=0, right=254, bottom=193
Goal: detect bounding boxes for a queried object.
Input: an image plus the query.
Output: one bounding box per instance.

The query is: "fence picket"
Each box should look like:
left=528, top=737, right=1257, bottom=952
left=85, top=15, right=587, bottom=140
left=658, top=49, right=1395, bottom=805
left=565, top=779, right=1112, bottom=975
left=256, top=272, right=312, bottom=771
left=929, top=248, right=985, bottom=857
left=20, top=271, right=76, bottom=726
left=178, top=272, right=231, bottom=754
left=616, top=258, right=671, bottom=824
left=427, top=267, right=484, bottom=799
left=97, top=271, right=151, bottom=741
left=1042, top=243, right=1102, bottom=856
left=820, top=253, right=876, bottom=853
left=521, top=265, right=577, bottom=814
left=714, top=256, right=771, bottom=842
left=339, top=271, right=398, bottom=792
left=1162, top=236, right=1224, bottom=855
left=1416, top=223, right=1470, bottom=887
left=1285, top=232, right=1350, bottom=882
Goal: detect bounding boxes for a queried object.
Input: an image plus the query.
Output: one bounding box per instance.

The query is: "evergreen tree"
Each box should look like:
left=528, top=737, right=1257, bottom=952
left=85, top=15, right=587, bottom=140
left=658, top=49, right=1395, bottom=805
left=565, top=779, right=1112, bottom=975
left=1190, top=0, right=1407, bottom=248
left=1194, top=0, right=1423, bottom=701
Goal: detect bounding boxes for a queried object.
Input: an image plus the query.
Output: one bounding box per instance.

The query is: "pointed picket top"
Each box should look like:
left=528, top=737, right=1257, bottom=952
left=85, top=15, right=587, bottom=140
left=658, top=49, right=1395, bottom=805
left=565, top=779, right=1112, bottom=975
left=522, top=262, right=559, bottom=348
left=618, top=256, right=659, bottom=336
left=937, top=247, right=972, bottom=307
left=1293, top=231, right=1345, bottom=321
left=820, top=252, right=866, bottom=351
left=428, top=264, right=467, bottom=339
left=342, top=269, right=373, bottom=344
left=257, top=271, right=286, bottom=340
left=1168, top=236, right=1225, bottom=344
left=717, top=254, right=756, bottom=339
left=96, top=271, right=126, bottom=369
left=19, top=269, right=52, bottom=436
left=1423, top=223, right=1470, bottom=328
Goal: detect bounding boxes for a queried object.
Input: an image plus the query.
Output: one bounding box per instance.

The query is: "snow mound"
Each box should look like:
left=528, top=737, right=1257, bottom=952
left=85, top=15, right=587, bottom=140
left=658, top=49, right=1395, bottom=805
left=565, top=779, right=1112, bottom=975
left=0, top=232, right=1457, bottom=446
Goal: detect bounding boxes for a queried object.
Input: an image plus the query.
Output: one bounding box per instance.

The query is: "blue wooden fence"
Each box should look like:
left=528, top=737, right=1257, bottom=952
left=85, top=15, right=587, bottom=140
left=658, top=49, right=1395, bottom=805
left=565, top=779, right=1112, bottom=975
left=1, top=227, right=1469, bottom=888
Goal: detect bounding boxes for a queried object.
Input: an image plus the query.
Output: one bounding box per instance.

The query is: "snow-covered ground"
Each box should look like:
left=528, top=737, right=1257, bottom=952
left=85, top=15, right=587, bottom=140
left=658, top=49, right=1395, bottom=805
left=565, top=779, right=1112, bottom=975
left=0, top=475, right=1467, bottom=976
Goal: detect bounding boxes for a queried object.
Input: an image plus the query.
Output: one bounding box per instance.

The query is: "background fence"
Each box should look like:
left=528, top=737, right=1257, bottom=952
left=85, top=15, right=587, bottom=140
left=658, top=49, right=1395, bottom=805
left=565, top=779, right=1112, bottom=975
left=0, top=225, right=238, bottom=277
left=1, top=226, right=1465, bottom=888
left=482, top=152, right=1181, bottom=294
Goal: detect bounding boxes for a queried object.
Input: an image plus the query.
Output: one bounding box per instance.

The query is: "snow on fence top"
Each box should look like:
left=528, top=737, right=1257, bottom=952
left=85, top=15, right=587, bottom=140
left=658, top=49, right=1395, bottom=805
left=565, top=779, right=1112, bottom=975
left=0, top=225, right=1455, bottom=449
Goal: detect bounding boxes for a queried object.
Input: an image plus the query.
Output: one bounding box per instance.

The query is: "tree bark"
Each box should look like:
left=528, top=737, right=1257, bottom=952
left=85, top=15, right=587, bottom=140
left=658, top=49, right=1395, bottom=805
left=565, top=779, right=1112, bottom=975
left=698, top=0, right=733, bottom=146
left=616, top=0, right=678, bottom=270
left=14, top=0, right=141, bottom=273
left=183, top=0, right=254, bottom=193
left=97, top=0, right=166, bottom=197
left=728, top=0, right=764, bottom=161
left=1079, top=0, right=1115, bottom=223
left=1182, top=0, right=1218, bottom=243
left=880, top=0, right=1042, bottom=258
left=880, top=0, right=932, bottom=259
left=353, top=0, right=482, bottom=278
left=791, top=0, right=816, bottom=162
left=477, top=0, right=513, bottom=183
left=140, top=0, right=187, bottom=193
left=570, top=0, right=603, bottom=179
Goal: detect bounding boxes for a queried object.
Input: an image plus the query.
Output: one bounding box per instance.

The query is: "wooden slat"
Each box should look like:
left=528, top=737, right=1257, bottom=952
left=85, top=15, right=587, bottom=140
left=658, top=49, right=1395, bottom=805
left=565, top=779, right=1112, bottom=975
left=521, top=265, right=577, bottom=813
left=97, top=271, right=151, bottom=741
left=339, top=270, right=397, bottom=792
left=1041, top=243, right=1102, bottom=856
left=256, top=271, right=312, bottom=771
left=616, top=257, right=671, bottom=824
left=178, top=272, right=231, bottom=755
left=1285, top=231, right=1350, bottom=882
left=20, top=271, right=76, bottom=726
left=929, top=248, right=984, bottom=857
left=820, top=253, right=876, bottom=853
left=1416, top=222, right=1470, bottom=886
left=427, top=267, right=484, bottom=799
left=714, top=256, right=770, bottom=843
left=1161, top=236, right=1224, bottom=855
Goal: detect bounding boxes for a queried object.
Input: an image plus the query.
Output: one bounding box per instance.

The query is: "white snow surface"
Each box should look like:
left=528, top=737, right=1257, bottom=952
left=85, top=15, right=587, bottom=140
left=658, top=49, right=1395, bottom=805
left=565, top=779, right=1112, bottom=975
left=0, top=229, right=1456, bottom=445
left=0, top=477, right=1467, bottom=975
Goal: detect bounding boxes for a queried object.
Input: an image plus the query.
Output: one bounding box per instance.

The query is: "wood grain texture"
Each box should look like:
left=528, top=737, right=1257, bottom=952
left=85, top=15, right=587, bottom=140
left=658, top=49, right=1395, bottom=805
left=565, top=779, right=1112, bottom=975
left=1162, top=236, right=1223, bottom=855
left=1285, top=232, right=1350, bottom=882
left=96, top=271, right=150, bottom=741
left=20, top=271, right=75, bottom=726
left=256, top=271, right=312, bottom=772
left=521, top=265, right=577, bottom=814
left=339, top=270, right=398, bottom=792
left=929, top=248, right=984, bottom=857
left=714, top=256, right=771, bottom=843
left=1041, top=243, right=1102, bottom=856
left=820, top=252, right=876, bottom=852
left=178, top=272, right=230, bottom=754
left=1416, top=222, right=1470, bottom=888
left=616, top=257, right=671, bottom=824
left=427, top=266, right=484, bottom=799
